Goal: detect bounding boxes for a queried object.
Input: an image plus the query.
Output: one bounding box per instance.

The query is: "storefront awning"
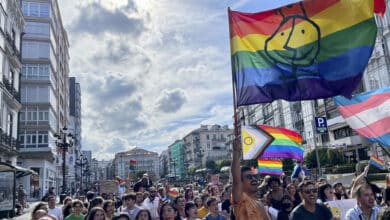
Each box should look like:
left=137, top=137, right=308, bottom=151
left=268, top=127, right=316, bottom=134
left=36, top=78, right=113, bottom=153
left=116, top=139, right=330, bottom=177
left=0, top=162, right=38, bottom=178
left=0, top=161, right=16, bottom=172
left=14, top=165, right=38, bottom=178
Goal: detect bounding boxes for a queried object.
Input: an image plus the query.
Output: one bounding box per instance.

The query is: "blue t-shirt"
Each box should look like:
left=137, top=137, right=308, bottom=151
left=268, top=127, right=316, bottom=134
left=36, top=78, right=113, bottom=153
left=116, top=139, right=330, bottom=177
left=203, top=213, right=227, bottom=220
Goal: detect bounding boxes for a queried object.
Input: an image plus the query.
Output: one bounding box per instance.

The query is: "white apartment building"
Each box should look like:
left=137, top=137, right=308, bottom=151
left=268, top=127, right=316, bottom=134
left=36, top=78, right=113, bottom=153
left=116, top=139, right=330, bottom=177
left=114, top=147, right=159, bottom=180
left=0, top=0, right=24, bottom=168
left=183, top=125, right=233, bottom=169
left=18, top=0, right=70, bottom=196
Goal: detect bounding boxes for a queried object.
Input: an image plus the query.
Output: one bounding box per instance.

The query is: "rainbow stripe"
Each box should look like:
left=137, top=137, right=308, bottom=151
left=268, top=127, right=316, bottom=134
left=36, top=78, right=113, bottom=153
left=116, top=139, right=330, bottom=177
left=258, top=159, right=283, bottom=175
left=258, top=125, right=304, bottom=160
left=229, top=0, right=377, bottom=105
left=369, top=155, right=385, bottom=170
left=129, top=160, right=137, bottom=170
left=167, top=189, right=179, bottom=198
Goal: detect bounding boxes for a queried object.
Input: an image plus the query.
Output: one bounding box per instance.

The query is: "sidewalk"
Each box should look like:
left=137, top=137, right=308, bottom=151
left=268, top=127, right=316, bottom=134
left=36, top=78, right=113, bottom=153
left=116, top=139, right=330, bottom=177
left=11, top=199, right=41, bottom=220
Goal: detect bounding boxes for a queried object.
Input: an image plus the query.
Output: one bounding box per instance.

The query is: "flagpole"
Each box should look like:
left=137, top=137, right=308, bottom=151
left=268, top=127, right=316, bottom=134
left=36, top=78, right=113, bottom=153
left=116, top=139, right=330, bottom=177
left=311, top=101, right=322, bottom=177
left=228, top=7, right=240, bottom=151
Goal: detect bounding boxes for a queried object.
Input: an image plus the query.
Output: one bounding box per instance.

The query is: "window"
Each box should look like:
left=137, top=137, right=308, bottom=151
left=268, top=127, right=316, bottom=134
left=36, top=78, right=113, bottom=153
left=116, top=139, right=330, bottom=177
left=19, top=131, right=49, bottom=148
left=21, top=85, right=51, bottom=103
left=19, top=107, right=51, bottom=125
left=22, top=2, right=50, bottom=18
left=333, top=127, right=357, bottom=140
left=25, top=22, right=50, bottom=38
left=22, top=41, right=50, bottom=59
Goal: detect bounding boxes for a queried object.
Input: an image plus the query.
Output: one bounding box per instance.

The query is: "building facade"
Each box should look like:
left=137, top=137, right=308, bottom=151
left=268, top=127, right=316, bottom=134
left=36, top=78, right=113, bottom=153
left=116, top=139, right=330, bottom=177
left=183, top=125, right=233, bottom=169
left=239, top=13, right=390, bottom=166
left=67, top=77, right=81, bottom=191
left=114, top=147, right=159, bottom=180
left=168, top=140, right=184, bottom=179
left=0, top=0, right=24, bottom=168
left=18, top=0, right=70, bottom=196
left=158, top=149, right=169, bottom=179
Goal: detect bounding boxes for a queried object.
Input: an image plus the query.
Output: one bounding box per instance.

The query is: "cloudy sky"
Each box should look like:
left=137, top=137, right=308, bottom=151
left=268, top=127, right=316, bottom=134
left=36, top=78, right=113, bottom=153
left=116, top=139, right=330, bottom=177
left=58, top=0, right=299, bottom=160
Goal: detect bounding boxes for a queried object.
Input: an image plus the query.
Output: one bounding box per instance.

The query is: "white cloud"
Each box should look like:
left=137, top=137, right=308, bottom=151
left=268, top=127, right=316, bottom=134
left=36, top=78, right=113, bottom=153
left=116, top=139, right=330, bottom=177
left=59, top=0, right=257, bottom=160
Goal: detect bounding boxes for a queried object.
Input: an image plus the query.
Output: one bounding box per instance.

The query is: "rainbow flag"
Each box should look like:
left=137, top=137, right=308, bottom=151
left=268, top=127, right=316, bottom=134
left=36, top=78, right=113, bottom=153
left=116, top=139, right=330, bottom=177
left=167, top=188, right=179, bottom=198
left=369, top=155, right=385, bottom=170
left=334, top=87, right=390, bottom=147
left=129, top=160, right=137, bottom=170
left=229, top=0, right=378, bottom=106
left=258, top=125, right=304, bottom=160
left=258, top=159, right=283, bottom=175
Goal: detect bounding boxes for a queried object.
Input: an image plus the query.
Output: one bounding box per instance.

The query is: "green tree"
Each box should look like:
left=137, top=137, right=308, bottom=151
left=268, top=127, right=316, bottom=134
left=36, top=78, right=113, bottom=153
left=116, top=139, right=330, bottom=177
left=217, top=159, right=232, bottom=171
left=135, top=171, right=146, bottom=179
left=326, top=149, right=345, bottom=165
left=282, top=158, right=294, bottom=172
left=206, top=160, right=217, bottom=173
left=305, top=148, right=346, bottom=168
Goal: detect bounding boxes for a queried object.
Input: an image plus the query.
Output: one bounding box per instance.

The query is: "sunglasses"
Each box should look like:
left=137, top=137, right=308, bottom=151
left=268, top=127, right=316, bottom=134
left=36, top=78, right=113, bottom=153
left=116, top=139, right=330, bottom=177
left=302, top=189, right=317, bottom=194
left=244, top=174, right=260, bottom=180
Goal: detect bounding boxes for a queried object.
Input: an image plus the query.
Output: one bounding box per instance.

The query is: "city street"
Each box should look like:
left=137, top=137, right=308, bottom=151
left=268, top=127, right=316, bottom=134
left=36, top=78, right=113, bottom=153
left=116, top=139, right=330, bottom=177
left=11, top=199, right=62, bottom=220
left=11, top=200, right=39, bottom=220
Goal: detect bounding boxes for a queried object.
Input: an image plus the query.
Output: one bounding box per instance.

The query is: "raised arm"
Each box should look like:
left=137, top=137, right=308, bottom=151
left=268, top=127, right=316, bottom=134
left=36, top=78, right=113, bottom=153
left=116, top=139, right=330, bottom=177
left=231, top=138, right=243, bottom=203
left=350, top=164, right=369, bottom=198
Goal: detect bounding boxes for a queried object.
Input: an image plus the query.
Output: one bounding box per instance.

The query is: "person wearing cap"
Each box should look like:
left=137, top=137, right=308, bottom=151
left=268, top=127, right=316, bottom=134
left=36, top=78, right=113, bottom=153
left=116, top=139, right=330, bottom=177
left=134, top=174, right=153, bottom=193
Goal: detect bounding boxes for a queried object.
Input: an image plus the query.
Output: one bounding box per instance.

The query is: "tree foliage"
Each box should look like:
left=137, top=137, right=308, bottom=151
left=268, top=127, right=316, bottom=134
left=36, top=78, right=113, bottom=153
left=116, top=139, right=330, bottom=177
left=282, top=158, right=294, bottom=172
left=304, top=148, right=346, bottom=168
left=217, top=159, right=232, bottom=171
left=206, top=160, right=217, bottom=173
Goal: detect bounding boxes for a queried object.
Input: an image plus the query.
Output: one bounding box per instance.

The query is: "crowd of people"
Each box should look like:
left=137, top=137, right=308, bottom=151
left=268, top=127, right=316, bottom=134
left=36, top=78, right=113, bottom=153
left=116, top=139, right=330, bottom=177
left=27, top=148, right=390, bottom=220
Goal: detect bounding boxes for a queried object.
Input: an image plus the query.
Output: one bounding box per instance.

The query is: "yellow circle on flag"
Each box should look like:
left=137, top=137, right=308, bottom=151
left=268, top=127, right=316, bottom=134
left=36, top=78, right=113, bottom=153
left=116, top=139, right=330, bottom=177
left=244, top=137, right=253, bottom=145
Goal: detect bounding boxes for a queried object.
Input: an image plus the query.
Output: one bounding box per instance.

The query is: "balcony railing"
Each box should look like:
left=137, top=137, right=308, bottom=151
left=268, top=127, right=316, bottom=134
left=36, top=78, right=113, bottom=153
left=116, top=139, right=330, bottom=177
left=2, top=76, right=20, bottom=101
left=0, top=130, right=18, bottom=151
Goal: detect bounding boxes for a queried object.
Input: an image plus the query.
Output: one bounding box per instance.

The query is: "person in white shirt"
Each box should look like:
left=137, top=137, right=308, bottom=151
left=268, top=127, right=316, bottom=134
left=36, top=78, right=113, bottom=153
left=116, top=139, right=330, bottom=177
left=47, top=195, right=63, bottom=220
left=122, top=193, right=140, bottom=220
left=135, top=191, right=146, bottom=209
left=346, top=184, right=380, bottom=220
left=143, top=187, right=160, bottom=220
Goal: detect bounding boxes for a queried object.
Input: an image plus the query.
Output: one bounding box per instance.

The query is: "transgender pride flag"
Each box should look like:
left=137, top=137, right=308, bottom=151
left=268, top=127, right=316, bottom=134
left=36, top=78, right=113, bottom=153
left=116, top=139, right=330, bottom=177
left=334, top=87, right=390, bottom=146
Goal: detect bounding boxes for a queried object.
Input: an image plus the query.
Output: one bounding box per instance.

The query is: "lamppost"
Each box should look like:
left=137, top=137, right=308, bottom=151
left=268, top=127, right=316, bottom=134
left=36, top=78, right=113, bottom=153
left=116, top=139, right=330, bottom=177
left=54, top=126, right=73, bottom=203
left=84, top=164, right=91, bottom=190
left=75, top=154, right=88, bottom=194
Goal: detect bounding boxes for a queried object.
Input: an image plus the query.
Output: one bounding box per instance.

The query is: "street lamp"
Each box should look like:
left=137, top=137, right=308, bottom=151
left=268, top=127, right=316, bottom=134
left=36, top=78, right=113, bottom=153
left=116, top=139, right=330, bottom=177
left=75, top=154, right=88, bottom=194
left=54, top=126, right=73, bottom=203
left=84, top=164, right=91, bottom=189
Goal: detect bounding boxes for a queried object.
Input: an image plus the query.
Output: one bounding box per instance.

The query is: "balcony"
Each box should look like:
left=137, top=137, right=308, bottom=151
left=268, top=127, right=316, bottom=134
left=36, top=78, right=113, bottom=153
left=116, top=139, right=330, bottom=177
left=2, top=76, right=20, bottom=101
left=211, top=137, right=227, bottom=142
left=0, top=130, right=18, bottom=155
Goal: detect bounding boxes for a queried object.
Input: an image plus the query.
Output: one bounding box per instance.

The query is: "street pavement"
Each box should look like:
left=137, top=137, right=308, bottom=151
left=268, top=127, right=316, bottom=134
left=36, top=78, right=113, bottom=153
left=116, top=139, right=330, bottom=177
left=11, top=199, right=62, bottom=220
left=11, top=200, right=40, bottom=220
